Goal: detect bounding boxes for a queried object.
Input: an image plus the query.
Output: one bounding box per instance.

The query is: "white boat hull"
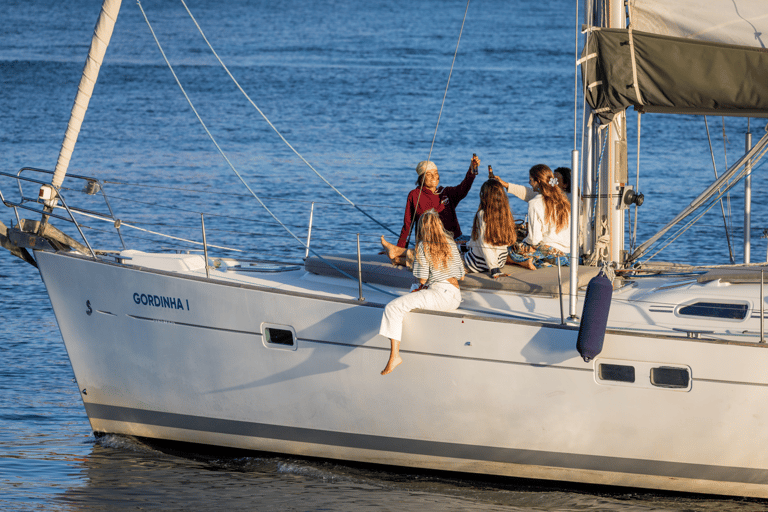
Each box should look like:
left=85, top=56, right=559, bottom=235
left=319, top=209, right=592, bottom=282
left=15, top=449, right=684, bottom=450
left=36, top=250, right=768, bottom=498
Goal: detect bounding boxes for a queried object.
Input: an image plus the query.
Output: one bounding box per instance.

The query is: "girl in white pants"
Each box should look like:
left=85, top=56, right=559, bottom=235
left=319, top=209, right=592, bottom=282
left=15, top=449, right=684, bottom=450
left=379, top=209, right=464, bottom=375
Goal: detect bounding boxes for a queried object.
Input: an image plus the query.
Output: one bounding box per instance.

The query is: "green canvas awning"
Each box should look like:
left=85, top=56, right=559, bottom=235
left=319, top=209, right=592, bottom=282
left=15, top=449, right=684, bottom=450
left=582, top=27, right=768, bottom=123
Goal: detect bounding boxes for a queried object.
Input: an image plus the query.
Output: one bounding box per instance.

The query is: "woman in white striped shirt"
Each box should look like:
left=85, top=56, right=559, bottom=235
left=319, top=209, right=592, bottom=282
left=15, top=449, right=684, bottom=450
left=462, top=179, right=517, bottom=277
left=379, top=209, right=464, bottom=375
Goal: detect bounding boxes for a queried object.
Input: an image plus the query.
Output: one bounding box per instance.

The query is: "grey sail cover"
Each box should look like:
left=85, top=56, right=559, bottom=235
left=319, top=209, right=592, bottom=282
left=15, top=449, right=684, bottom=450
left=582, top=0, right=768, bottom=122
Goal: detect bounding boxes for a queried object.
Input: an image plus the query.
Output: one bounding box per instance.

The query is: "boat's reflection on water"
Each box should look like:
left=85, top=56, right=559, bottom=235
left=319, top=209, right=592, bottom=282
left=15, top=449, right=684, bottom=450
left=55, top=434, right=766, bottom=512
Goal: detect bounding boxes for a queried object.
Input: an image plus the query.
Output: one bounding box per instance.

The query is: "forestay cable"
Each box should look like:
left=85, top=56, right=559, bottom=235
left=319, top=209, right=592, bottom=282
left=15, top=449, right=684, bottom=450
left=136, top=0, right=397, bottom=297
left=175, top=0, right=395, bottom=237
left=405, top=0, right=472, bottom=248
left=426, top=0, right=471, bottom=163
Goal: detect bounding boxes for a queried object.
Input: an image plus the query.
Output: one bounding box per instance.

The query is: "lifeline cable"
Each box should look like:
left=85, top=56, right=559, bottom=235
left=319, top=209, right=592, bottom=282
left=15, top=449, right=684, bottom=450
left=136, top=0, right=397, bottom=297
left=404, top=0, right=472, bottom=249
left=177, top=0, right=396, bottom=237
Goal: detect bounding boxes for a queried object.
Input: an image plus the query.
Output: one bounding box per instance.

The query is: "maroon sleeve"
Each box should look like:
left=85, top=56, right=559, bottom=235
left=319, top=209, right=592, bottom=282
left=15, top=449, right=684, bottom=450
left=443, top=168, right=477, bottom=205
left=397, top=190, right=417, bottom=248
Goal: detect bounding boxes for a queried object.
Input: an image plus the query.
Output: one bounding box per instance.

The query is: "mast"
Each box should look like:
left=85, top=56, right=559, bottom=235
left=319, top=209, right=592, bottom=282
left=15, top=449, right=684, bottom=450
left=583, top=0, right=626, bottom=266
left=582, top=0, right=768, bottom=265
left=40, top=0, right=122, bottom=212
left=605, top=0, right=626, bottom=264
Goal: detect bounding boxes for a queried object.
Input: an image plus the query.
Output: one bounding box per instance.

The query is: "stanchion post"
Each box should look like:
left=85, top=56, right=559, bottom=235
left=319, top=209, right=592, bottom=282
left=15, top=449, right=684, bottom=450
left=761, top=269, right=764, bottom=343
left=557, top=256, right=565, bottom=324
left=357, top=234, right=364, bottom=301
left=569, top=149, right=580, bottom=318
left=201, top=213, right=210, bottom=279
left=745, top=131, right=752, bottom=263
left=305, top=202, right=315, bottom=260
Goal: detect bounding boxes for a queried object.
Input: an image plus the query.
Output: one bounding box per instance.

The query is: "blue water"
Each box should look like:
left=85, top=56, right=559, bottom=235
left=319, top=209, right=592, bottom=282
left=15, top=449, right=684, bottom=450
left=2, top=0, right=768, bottom=510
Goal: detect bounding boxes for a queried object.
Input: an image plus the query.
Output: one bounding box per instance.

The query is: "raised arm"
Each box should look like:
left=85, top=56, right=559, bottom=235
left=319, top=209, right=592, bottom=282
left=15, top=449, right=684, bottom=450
left=442, top=155, right=479, bottom=204
left=495, top=176, right=535, bottom=202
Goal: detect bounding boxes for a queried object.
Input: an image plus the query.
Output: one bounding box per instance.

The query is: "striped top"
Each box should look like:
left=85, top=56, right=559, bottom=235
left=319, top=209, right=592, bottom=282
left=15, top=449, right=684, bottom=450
left=413, top=234, right=465, bottom=287
left=463, top=210, right=509, bottom=273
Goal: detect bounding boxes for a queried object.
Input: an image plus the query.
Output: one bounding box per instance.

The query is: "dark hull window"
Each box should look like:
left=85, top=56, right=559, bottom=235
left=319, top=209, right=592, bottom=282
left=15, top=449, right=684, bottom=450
left=599, top=364, right=635, bottom=383
left=265, top=327, right=294, bottom=346
left=651, top=367, right=690, bottom=388
left=678, top=302, right=748, bottom=320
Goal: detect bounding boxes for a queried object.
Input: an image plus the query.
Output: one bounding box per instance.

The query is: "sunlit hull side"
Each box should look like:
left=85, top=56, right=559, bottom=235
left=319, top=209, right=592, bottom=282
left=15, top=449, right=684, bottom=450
left=36, top=250, right=768, bottom=498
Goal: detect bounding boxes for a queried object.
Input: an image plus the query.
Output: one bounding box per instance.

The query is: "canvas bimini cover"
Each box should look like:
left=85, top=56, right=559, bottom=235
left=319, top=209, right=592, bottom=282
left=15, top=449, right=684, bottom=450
left=582, top=0, right=768, bottom=123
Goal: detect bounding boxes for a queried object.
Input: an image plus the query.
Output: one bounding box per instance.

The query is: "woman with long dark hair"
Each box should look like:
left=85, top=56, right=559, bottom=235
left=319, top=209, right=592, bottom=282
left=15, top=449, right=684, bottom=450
left=507, top=164, right=571, bottom=270
left=463, top=179, right=516, bottom=277
left=379, top=209, right=464, bottom=375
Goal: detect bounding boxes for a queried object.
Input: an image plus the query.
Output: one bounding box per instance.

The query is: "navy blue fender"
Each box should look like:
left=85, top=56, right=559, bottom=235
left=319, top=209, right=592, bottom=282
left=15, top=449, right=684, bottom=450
left=576, top=270, right=613, bottom=362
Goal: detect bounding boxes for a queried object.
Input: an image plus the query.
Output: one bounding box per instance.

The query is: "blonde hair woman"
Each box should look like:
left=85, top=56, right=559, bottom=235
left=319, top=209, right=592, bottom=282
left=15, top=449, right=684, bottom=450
left=507, top=164, right=571, bottom=270
left=379, top=209, right=464, bottom=375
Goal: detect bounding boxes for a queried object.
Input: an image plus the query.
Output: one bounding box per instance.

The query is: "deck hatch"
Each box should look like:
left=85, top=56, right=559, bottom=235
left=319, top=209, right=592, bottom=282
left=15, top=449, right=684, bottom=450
left=598, top=364, right=635, bottom=383
left=651, top=367, right=690, bottom=388
left=677, top=301, right=748, bottom=320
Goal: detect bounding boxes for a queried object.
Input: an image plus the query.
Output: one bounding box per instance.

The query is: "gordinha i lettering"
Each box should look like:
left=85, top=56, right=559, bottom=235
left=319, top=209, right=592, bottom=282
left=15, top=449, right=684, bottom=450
left=133, top=293, right=188, bottom=310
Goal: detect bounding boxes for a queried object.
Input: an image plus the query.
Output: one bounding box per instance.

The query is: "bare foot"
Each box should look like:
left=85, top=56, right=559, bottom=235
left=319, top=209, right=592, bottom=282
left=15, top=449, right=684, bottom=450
left=511, top=259, right=536, bottom=270
left=381, top=356, right=403, bottom=375
left=381, top=236, right=400, bottom=261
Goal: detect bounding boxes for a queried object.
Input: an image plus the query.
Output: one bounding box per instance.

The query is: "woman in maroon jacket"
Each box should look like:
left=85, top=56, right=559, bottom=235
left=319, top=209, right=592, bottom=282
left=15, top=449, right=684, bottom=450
left=382, top=156, right=479, bottom=266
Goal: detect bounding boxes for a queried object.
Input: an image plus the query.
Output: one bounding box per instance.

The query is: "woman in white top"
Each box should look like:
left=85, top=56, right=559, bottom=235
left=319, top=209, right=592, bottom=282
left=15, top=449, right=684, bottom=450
left=506, top=164, right=571, bottom=270
left=379, top=209, right=464, bottom=375
left=463, top=179, right=517, bottom=277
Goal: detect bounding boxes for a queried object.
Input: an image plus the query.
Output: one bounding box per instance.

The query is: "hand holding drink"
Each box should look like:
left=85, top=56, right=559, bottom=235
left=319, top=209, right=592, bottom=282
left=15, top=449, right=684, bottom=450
left=470, top=153, right=480, bottom=174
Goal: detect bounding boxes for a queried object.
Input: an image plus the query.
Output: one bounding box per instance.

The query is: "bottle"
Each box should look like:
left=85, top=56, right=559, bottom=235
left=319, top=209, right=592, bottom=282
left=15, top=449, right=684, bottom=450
left=471, top=153, right=479, bottom=174
left=488, top=165, right=494, bottom=179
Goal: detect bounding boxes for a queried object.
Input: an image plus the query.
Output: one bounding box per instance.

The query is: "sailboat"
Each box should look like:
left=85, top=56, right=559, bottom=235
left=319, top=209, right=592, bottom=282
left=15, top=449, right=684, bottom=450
left=3, top=0, right=768, bottom=498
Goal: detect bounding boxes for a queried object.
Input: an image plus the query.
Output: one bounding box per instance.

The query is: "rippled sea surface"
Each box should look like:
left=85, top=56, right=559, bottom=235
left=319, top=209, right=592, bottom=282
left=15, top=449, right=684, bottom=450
left=2, top=0, right=768, bottom=510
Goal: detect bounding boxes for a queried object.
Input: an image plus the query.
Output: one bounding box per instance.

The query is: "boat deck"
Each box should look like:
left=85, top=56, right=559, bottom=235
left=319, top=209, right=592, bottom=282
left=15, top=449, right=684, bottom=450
left=305, top=253, right=600, bottom=296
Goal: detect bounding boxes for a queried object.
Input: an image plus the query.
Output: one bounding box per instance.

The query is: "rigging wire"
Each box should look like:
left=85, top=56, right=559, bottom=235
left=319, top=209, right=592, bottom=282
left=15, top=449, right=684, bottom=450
left=704, top=115, right=735, bottom=263
left=404, top=0, right=472, bottom=249
left=631, top=111, right=641, bottom=252
left=578, top=0, right=596, bottom=260
left=103, top=181, right=403, bottom=210
left=640, top=159, right=765, bottom=264
left=427, top=0, right=471, bottom=165
left=176, top=0, right=396, bottom=237
left=135, top=0, right=397, bottom=298
left=721, top=117, right=733, bottom=247
left=574, top=0, right=580, bottom=151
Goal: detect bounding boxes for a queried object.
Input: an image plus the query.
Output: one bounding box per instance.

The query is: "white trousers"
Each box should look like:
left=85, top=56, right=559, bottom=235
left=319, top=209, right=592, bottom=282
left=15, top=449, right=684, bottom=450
left=379, top=281, right=462, bottom=341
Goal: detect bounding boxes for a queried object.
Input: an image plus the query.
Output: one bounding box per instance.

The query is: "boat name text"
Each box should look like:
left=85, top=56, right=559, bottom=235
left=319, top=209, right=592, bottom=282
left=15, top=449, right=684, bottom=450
left=133, top=293, right=189, bottom=310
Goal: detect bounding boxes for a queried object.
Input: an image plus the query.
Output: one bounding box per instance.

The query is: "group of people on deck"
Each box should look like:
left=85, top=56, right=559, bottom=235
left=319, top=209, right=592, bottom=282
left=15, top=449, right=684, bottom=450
left=379, top=155, right=572, bottom=375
